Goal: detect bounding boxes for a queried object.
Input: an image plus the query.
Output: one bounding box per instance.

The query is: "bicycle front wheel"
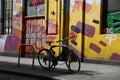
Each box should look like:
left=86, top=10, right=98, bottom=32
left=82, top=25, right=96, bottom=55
left=65, top=51, right=81, bottom=73
left=38, top=49, right=53, bottom=70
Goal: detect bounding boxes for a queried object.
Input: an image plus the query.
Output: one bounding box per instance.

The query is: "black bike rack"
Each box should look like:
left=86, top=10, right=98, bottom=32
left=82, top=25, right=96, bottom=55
left=18, top=44, right=35, bottom=68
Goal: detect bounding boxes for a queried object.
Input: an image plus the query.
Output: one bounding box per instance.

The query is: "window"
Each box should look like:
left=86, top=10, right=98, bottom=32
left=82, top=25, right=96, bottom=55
left=27, top=0, right=45, bottom=16
left=101, top=0, right=120, bottom=34
left=3, top=0, right=13, bottom=34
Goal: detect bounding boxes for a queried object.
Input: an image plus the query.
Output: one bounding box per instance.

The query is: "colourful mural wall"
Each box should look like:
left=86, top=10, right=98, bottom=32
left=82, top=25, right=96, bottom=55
left=0, top=0, right=62, bottom=54
left=0, top=0, right=47, bottom=53
left=5, top=0, right=22, bottom=52
left=69, top=0, right=120, bottom=61
left=0, top=0, right=22, bottom=53
left=25, top=0, right=62, bottom=54
left=25, top=18, right=46, bottom=52
left=0, top=0, right=120, bottom=61
left=46, top=0, right=61, bottom=41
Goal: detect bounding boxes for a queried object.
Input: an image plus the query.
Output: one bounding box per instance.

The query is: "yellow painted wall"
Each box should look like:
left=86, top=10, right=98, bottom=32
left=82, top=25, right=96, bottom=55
left=45, top=0, right=120, bottom=61
left=69, top=0, right=120, bottom=61
left=45, top=0, right=63, bottom=56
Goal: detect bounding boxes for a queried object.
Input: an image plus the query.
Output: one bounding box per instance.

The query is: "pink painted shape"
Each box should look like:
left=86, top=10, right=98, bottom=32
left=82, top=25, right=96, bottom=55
left=72, top=0, right=92, bottom=13
left=76, top=21, right=95, bottom=38
left=110, top=53, right=120, bottom=60
left=99, top=41, right=107, bottom=47
left=89, top=43, right=101, bottom=53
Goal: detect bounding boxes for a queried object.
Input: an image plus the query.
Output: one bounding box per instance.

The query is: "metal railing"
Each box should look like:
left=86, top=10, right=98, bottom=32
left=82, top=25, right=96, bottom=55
left=18, top=44, right=36, bottom=68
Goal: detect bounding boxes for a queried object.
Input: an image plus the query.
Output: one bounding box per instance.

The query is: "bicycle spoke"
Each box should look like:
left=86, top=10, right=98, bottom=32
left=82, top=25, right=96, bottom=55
left=65, top=51, right=81, bottom=73
left=38, top=49, right=53, bottom=70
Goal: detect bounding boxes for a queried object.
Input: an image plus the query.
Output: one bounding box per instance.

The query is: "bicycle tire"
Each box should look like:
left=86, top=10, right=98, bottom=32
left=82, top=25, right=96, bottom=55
left=38, top=49, right=53, bottom=70
left=65, top=51, right=81, bottom=73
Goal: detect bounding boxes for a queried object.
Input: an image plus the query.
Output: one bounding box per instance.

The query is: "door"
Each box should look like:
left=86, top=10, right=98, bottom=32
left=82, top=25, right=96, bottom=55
left=24, top=0, right=46, bottom=53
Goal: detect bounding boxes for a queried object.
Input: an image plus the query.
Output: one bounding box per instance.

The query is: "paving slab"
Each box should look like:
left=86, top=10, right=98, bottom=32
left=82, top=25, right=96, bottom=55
left=0, top=56, right=120, bottom=80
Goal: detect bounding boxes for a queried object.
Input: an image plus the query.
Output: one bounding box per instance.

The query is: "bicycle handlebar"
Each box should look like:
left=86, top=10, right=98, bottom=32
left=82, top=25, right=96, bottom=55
left=56, top=36, right=73, bottom=43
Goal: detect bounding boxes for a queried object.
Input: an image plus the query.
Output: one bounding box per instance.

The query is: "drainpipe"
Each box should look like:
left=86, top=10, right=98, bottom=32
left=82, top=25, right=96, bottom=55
left=46, top=0, right=49, bottom=35
left=59, top=0, right=62, bottom=40
left=63, top=0, right=70, bottom=39
left=81, top=0, right=86, bottom=62
left=21, top=0, right=27, bottom=57
left=22, top=0, right=27, bottom=45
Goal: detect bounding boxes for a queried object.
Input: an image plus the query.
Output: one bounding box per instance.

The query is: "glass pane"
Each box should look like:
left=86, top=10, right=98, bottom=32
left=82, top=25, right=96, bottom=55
left=9, top=11, right=13, bottom=18
left=5, top=11, right=8, bottom=18
left=27, top=0, right=45, bottom=16
left=6, top=28, right=8, bottom=34
left=9, top=19, right=12, bottom=26
left=108, top=0, right=120, bottom=12
left=5, top=20, right=8, bottom=25
left=3, top=0, right=13, bottom=34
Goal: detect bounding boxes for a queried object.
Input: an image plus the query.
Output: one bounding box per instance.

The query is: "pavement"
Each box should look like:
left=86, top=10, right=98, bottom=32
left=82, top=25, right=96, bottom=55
left=0, top=56, right=120, bottom=80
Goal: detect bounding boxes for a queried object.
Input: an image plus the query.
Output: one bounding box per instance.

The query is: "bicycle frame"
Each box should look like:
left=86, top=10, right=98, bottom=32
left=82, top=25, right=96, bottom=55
left=38, top=36, right=81, bottom=73
left=49, top=37, right=72, bottom=59
left=50, top=45, right=69, bottom=57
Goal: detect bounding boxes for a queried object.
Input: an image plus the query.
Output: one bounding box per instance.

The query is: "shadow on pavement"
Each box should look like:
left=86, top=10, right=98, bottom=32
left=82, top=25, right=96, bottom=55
left=0, top=61, right=101, bottom=80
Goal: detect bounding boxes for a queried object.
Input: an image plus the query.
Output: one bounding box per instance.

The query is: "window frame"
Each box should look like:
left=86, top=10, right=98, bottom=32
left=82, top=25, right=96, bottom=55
left=26, top=0, right=45, bottom=17
left=101, top=0, right=120, bottom=34
left=100, top=0, right=108, bottom=34
left=2, top=0, right=13, bottom=35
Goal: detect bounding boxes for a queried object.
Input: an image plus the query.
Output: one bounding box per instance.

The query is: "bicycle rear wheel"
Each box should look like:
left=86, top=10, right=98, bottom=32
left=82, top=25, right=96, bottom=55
left=38, top=49, right=53, bottom=70
left=65, top=51, right=81, bottom=73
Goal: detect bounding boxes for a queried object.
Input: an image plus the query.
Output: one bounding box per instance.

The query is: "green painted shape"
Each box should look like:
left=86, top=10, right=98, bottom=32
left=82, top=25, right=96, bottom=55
left=107, top=12, right=120, bottom=33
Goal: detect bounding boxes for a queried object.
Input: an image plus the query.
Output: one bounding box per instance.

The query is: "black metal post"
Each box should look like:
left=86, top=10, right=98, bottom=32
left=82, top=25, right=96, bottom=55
left=81, top=0, right=86, bottom=62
